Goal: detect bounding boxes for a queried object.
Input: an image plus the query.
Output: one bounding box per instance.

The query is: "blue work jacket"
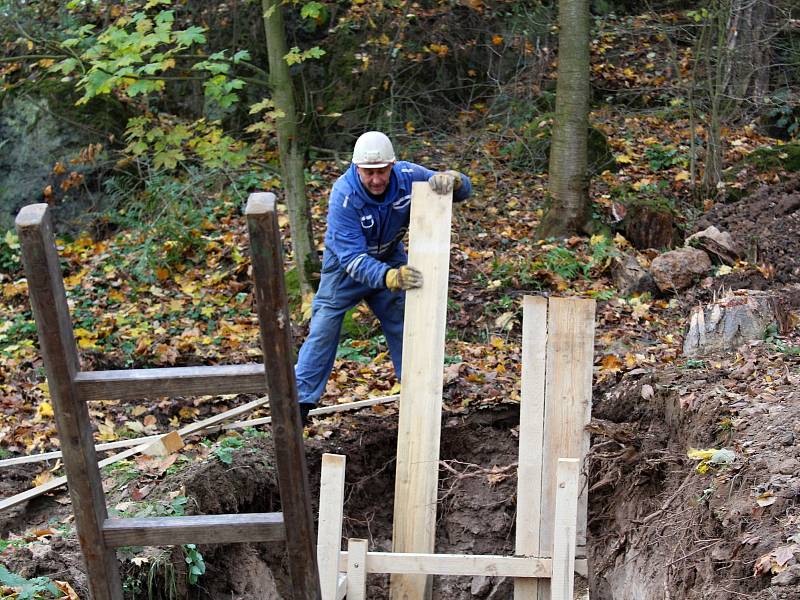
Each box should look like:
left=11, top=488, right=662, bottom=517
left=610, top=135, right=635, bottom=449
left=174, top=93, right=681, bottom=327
left=322, top=161, right=472, bottom=289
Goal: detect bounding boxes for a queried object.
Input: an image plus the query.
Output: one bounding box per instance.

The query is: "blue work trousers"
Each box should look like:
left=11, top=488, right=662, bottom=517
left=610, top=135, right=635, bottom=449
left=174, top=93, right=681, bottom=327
left=295, top=261, right=405, bottom=407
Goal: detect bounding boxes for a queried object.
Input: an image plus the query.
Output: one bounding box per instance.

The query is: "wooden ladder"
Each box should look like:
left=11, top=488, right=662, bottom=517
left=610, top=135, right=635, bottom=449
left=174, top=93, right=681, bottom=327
left=14, top=193, right=321, bottom=600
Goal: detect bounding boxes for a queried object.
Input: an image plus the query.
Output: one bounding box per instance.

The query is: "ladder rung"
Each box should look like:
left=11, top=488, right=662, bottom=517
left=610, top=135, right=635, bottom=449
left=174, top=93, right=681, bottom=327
left=103, top=513, right=285, bottom=547
left=75, top=364, right=267, bottom=401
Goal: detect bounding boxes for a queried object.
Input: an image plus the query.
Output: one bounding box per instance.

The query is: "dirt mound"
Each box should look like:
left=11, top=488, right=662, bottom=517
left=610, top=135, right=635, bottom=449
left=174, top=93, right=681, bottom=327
left=588, top=334, right=800, bottom=600
left=699, top=176, right=800, bottom=283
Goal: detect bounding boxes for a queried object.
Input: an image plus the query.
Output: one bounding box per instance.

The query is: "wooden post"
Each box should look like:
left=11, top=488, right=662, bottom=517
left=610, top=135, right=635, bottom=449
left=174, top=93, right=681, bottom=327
left=514, top=296, right=549, bottom=600
left=391, top=182, right=453, bottom=599
left=550, top=458, right=580, bottom=600
left=317, top=454, right=346, bottom=600
left=346, top=539, right=368, bottom=600
left=537, top=298, right=595, bottom=600
left=246, top=192, right=321, bottom=599
left=15, top=204, right=123, bottom=600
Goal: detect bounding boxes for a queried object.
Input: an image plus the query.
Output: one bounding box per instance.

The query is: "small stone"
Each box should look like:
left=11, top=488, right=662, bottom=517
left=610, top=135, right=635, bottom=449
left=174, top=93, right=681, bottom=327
left=773, top=564, right=800, bottom=586
left=471, top=575, right=493, bottom=597
left=651, top=247, right=712, bottom=292
left=778, top=459, right=798, bottom=475
left=780, top=432, right=795, bottom=447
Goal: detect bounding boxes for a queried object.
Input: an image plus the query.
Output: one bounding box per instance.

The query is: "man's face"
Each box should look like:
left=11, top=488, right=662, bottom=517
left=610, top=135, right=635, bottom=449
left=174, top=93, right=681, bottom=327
left=357, top=164, right=393, bottom=195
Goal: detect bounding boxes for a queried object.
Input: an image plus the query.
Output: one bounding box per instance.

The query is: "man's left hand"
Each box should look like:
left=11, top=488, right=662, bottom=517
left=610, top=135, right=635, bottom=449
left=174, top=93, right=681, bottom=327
left=429, top=170, right=463, bottom=195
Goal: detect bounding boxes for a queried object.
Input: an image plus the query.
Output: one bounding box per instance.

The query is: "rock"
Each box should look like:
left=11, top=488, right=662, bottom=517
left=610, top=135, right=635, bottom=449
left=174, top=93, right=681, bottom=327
left=611, top=254, right=659, bottom=296
left=686, top=226, right=741, bottom=265
left=650, top=247, right=712, bottom=292
left=773, top=564, right=800, bottom=586
left=471, top=576, right=493, bottom=597
left=683, top=290, right=790, bottom=357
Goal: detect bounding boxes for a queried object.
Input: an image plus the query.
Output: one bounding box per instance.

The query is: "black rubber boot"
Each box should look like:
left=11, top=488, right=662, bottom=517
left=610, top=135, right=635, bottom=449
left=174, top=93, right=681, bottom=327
left=299, top=403, right=314, bottom=426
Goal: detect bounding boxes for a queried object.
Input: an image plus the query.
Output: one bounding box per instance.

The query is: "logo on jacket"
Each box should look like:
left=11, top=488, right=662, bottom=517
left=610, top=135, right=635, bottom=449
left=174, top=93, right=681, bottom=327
left=360, top=215, right=375, bottom=229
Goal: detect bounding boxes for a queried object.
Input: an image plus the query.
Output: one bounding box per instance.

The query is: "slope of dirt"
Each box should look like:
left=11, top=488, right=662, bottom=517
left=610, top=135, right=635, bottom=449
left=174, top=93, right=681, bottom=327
left=588, top=311, right=800, bottom=599
left=699, top=175, right=800, bottom=284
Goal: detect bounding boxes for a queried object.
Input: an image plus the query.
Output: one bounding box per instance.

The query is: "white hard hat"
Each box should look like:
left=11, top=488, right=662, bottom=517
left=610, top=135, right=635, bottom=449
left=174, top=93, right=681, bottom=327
left=352, top=131, right=396, bottom=168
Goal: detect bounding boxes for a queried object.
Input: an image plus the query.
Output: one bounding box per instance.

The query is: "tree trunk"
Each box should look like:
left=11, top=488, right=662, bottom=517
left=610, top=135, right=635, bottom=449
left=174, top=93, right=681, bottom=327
left=539, top=0, right=591, bottom=238
left=261, top=0, right=320, bottom=302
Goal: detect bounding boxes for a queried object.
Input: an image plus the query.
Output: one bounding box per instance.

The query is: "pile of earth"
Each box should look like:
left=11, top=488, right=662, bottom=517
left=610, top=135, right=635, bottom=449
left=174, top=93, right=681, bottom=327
left=699, top=175, right=800, bottom=284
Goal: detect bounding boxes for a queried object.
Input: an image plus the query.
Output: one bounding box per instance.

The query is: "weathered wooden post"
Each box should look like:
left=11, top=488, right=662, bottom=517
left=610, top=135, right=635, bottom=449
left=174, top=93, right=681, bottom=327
left=16, top=204, right=123, bottom=600
left=246, top=192, right=322, bottom=599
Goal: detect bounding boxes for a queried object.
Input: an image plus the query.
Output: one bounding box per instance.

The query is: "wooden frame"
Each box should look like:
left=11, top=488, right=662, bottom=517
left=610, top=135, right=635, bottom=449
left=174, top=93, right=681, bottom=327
left=14, top=196, right=322, bottom=600
left=315, top=296, right=595, bottom=600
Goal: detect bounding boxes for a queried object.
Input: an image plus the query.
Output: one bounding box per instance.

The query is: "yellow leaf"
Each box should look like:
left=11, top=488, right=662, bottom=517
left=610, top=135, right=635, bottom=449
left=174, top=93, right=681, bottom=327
left=37, top=401, right=54, bottom=419
left=490, top=336, right=505, bottom=350
left=54, top=580, right=80, bottom=600
left=491, top=34, right=504, bottom=45
left=687, top=448, right=717, bottom=461
left=599, top=354, right=623, bottom=373
left=33, top=470, right=54, bottom=486
left=674, top=170, right=691, bottom=182
left=97, top=418, right=117, bottom=442
left=389, top=382, right=401, bottom=395
left=615, top=153, right=633, bottom=164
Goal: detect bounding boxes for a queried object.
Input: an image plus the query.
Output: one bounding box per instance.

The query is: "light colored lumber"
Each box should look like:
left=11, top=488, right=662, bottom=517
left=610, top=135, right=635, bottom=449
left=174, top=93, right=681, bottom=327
left=102, top=513, right=285, bottom=547
left=0, top=394, right=398, bottom=469
left=346, top=539, right=368, bottom=600
left=141, top=431, right=184, bottom=457
left=537, top=298, right=595, bottom=600
left=223, top=394, right=399, bottom=430
left=318, top=454, right=346, bottom=600
left=336, top=574, right=347, bottom=600
left=515, top=295, right=549, bottom=600
left=391, top=181, right=453, bottom=599
left=74, top=364, right=266, bottom=401
left=550, top=458, right=580, bottom=600
left=0, top=396, right=268, bottom=512
left=340, top=552, right=553, bottom=578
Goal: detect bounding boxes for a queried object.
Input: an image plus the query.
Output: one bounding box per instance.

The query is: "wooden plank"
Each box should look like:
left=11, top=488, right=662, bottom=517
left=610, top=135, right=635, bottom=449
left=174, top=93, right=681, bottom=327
left=346, top=539, right=368, bottom=600
left=317, top=454, right=346, bottom=600
left=223, top=394, right=400, bottom=430
left=537, top=298, right=595, bottom=600
left=16, top=203, right=123, bottom=600
left=103, top=513, right=285, bottom=547
left=246, top=192, right=321, bottom=599
left=0, top=396, right=269, bottom=512
left=515, top=296, right=549, bottom=600
left=340, top=552, right=553, bottom=578
left=550, top=459, right=580, bottom=600
left=74, top=364, right=266, bottom=401
left=336, top=574, right=347, bottom=600
left=391, top=181, right=453, bottom=600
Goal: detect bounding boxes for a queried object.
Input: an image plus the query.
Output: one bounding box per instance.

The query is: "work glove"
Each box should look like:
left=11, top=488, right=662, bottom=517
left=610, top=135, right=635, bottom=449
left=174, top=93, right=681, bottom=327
left=428, top=170, right=463, bottom=195
left=385, top=265, right=423, bottom=292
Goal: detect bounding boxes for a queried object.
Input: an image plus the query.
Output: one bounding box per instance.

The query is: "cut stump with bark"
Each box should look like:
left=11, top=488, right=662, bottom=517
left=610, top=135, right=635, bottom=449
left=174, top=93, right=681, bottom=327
left=683, top=290, right=789, bottom=357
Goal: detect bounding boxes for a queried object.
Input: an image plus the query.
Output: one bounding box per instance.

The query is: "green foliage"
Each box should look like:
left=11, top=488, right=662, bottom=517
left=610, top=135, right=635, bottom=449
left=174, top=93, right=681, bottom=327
left=541, top=247, right=582, bottom=280
left=335, top=335, right=386, bottom=363
left=0, top=230, right=21, bottom=273
left=54, top=3, right=210, bottom=104
left=214, top=435, right=244, bottom=465
left=644, top=144, right=686, bottom=171
left=124, top=116, right=247, bottom=171
left=183, top=544, right=206, bottom=585
left=284, top=46, right=326, bottom=66
left=0, top=565, right=62, bottom=599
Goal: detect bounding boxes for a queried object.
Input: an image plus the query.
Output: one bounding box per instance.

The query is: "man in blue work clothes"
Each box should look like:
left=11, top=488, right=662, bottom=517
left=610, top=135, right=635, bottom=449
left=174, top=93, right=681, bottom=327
left=295, top=131, right=472, bottom=424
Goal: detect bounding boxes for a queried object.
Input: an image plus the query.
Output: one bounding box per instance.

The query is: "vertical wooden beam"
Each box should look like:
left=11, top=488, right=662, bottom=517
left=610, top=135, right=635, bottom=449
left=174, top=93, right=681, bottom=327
left=16, top=204, right=122, bottom=600
left=550, top=458, right=580, bottom=600
left=246, top=193, right=321, bottom=599
left=391, top=182, right=453, bottom=599
left=317, top=454, right=346, bottom=600
left=537, top=298, right=595, bottom=600
left=347, top=539, right=368, bottom=600
left=514, top=296, right=549, bottom=600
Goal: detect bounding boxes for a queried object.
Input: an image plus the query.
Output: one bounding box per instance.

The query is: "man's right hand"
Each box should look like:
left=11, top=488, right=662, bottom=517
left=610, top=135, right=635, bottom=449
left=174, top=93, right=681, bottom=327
left=385, top=265, right=423, bottom=291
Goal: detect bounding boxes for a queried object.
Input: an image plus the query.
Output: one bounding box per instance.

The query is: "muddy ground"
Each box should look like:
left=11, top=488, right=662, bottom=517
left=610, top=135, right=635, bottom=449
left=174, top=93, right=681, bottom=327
left=2, top=177, right=800, bottom=599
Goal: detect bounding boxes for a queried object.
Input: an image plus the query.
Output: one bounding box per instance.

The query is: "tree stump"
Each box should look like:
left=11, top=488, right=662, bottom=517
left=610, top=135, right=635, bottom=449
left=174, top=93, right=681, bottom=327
left=683, top=290, right=789, bottom=357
